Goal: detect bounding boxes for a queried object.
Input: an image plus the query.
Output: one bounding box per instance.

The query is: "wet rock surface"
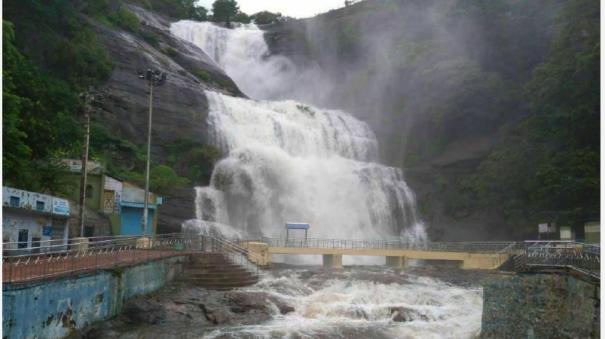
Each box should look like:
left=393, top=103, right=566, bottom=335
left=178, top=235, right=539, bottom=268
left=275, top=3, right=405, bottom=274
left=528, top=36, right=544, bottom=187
left=79, top=281, right=295, bottom=338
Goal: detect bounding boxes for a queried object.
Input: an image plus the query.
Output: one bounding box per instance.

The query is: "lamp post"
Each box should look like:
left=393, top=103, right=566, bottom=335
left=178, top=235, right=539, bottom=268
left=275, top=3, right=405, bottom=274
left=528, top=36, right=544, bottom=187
left=79, top=89, right=95, bottom=237
left=138, top=68, right=166, bottom=235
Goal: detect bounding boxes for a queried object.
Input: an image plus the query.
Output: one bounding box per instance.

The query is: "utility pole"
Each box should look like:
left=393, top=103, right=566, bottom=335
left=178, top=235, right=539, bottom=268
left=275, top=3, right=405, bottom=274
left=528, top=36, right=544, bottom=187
left=79, top=90, right=94, bottom=237
left=138, top=68, right=166, bottom=236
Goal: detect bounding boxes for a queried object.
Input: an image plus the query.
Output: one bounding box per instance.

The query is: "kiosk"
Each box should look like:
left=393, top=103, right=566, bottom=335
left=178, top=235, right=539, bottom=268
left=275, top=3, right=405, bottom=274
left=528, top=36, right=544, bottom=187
left=285, top=222, right=310, bottom=244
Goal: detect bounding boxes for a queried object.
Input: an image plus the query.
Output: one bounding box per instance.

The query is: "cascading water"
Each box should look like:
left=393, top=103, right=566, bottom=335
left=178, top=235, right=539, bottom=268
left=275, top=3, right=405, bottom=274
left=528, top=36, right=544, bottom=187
left=171, top=21, right=328, bottom=102
left=171, top=21, right=426, bottom=243
left=119, top=20, right=488, bottom=339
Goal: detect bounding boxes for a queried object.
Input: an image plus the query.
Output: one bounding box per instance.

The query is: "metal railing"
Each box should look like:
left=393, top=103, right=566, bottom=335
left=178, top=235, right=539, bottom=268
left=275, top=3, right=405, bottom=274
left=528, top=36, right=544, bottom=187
left=2, top=233, right=264, bottom=285
left=255, top=237, right=517, bottom=253
left=208, top=236, right=262, bottom=278
left=2, top=234, right=196, bottom=284
left=514, top=241, right=600, bottom=279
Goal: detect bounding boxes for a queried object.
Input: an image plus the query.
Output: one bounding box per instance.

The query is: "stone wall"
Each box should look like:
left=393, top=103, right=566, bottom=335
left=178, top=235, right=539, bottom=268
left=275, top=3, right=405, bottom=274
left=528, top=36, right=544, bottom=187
left=481, top=273, right=599, bottom=338
left=2, top=256, right=188, bottom=338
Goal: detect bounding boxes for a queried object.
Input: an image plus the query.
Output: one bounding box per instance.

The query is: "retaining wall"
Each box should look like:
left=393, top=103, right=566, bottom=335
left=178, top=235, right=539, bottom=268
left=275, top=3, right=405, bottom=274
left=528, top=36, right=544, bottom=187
left=2, top=256, right=188, bottom=338
left=481, top=273, right=599, bottom=338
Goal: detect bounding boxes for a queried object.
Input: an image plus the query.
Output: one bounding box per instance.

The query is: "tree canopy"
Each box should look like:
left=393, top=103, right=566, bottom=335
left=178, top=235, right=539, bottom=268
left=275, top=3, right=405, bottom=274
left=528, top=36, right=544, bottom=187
left=472, top=0, right=599, bottom=234
left=251, top=11, right=283, bottom=25
left=212, top=0, right=239, bottom=26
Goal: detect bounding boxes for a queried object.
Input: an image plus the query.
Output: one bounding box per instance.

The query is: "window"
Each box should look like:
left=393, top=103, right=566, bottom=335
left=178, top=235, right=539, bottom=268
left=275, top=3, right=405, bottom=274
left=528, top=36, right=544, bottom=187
left=9, top=196, right=20, bottom=208
left=17, top=230, right=28, bottom=249
left=86, top=184, right=93, bottom=198
left=36, top=201, right=45, bottom=211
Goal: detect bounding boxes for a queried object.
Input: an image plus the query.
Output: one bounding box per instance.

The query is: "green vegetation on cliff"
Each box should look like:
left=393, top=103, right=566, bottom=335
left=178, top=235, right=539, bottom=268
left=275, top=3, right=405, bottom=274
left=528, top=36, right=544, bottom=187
left=2, top=0, right=217, bottom=195
left=473, top=0, right=599, bottom=232
left=266, top=0, right=598, bottom=239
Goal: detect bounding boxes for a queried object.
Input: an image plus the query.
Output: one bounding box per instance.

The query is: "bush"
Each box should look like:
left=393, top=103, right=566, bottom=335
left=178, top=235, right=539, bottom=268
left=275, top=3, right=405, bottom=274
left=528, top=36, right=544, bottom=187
left=251, top=11, right=282, bottom=25
left=150, top=165, right=190, bottom=192
left=108, top=6, right=140, bottom=32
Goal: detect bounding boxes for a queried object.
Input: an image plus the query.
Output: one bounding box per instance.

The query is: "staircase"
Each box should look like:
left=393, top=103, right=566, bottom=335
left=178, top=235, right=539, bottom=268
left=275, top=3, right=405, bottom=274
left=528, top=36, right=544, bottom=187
left=182, top=236, right=261, bottom=290
left=513, top=253, right=529, bottom=272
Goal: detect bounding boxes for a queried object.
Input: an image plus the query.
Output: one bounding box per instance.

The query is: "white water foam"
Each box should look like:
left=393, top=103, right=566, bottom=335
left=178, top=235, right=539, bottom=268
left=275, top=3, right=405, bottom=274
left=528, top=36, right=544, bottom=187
left=171, top=21, right=426, bottom=244
left=204, top=270, right=483, bottom=338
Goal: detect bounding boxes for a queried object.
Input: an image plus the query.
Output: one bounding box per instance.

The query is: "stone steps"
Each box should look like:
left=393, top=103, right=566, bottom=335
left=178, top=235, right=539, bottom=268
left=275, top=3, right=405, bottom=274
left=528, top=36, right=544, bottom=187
left=183, top=253, right=259, bottom=290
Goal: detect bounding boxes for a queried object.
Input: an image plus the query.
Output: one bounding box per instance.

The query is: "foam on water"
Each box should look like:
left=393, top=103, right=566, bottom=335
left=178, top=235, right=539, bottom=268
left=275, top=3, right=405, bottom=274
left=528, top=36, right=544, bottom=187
left=204, top=270, right=483, bottom=338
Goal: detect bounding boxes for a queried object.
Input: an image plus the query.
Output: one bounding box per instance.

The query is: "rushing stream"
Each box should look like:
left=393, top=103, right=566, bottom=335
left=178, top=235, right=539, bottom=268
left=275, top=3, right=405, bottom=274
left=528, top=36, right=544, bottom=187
left=85, top=266, right=485, bottom=339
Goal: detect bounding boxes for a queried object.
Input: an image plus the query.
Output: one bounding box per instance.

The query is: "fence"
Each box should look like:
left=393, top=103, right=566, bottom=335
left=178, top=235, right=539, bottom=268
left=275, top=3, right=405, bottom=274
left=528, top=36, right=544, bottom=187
left=518, top=240, right=600, bottom=277
left=2, top=233, right=265, bottom=285
left=255, top=237, right=517, bottom=253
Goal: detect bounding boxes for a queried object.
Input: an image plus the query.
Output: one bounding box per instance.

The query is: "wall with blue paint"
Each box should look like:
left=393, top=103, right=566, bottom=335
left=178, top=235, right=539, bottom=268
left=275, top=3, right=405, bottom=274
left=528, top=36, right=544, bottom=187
left=3, top=256, right=188, bottom=338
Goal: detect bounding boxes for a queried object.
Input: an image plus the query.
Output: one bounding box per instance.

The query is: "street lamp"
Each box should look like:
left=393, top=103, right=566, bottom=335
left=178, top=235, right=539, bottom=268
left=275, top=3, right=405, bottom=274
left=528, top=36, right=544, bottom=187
left=138, top=68, right=167, bottom=235
left=78, top=89, right=95, bottom=238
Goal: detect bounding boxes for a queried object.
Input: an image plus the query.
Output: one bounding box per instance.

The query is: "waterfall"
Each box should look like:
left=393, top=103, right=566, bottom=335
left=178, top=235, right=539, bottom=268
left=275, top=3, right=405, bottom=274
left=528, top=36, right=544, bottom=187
left=171, top=21, right=327, bottom=102
left=170, top=21, right=426, bottom=242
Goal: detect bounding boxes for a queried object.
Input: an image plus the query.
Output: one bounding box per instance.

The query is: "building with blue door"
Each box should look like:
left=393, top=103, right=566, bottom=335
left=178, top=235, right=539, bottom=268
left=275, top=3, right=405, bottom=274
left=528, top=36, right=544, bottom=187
left=118, top=182, right=162, bottom=236
left=56, top=159, right=163, bottom=237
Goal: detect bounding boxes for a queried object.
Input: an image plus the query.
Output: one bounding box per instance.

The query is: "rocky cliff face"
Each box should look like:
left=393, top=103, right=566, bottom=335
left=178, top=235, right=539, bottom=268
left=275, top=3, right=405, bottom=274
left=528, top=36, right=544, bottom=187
left=90, top=4, right=243, bottom=233
left=261, top=0, right=564, bottom=240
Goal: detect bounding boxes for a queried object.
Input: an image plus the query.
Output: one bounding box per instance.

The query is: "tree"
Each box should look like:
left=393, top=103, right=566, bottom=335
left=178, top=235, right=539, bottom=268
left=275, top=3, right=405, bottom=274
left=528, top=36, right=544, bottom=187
left=251, top=11, right=282, bottom=25
left=212, top=0, right=239, bottom=26
left=472, top=0, right=599, bottom=235
left=233, top=11, right=250, bottom=24
left=191, top=6, right=208, bottom=21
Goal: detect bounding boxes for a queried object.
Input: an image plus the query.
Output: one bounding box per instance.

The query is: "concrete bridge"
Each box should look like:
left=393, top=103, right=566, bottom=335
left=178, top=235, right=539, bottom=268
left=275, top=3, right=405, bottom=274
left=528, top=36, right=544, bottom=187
left=241, top=238, right=515, bottom=269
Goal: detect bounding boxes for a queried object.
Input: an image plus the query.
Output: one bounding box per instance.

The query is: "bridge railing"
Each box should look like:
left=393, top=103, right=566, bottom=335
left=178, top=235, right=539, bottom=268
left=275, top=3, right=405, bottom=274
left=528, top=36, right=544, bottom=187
left=2, top=233, right=196, bottom=284
left=256, top=237, right=517, bottom=253
left=519, top=240, right=600, bottom=276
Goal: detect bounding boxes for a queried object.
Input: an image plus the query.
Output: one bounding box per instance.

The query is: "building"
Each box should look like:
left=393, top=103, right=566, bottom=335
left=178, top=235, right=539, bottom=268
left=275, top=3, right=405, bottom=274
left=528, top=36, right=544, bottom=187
left=59, top=159, right=163, bottom=236
left=584, top=222, right=599, bottom=244
left=2, top=187, right=70, bottom=253
left=60, top=159, right=105, bottom=212
left=118, top=182, right=162, bottom=235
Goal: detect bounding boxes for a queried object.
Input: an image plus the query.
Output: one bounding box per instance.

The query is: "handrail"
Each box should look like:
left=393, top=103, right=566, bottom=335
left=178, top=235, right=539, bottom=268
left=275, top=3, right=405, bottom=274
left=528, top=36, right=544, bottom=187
left=514, top=241, right=600, bottom=279
left=255, top=237, right=517, bottom=253
left=207, top=235, right=261, bottom=277
left=2, top=233, right=196, bottom=284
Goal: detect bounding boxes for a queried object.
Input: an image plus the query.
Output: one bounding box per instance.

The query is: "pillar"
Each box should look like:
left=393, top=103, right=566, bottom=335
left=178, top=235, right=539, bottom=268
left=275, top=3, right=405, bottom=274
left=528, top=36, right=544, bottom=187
left=243, top=242, right=271, bottom=266
left=386, top=256, right=406, bottom=268
left=136, top=236, right=151, bottom=249
left=323, top=254, right=343, bottom=269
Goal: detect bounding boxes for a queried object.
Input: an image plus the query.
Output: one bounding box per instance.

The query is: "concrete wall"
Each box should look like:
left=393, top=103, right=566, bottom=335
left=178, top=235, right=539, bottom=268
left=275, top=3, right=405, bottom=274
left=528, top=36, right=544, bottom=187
left=3, top=256, right=188, bottom=339
left=481, top=273, right=599, bottom=338
left=60, top=172, right=104, bottom=212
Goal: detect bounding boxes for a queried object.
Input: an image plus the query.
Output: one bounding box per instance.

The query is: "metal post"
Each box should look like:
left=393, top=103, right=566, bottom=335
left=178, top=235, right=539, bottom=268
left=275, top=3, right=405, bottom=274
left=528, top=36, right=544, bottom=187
left=142, top=80, right=153, bottom=236
left=79, top=92, right=93, bottom=237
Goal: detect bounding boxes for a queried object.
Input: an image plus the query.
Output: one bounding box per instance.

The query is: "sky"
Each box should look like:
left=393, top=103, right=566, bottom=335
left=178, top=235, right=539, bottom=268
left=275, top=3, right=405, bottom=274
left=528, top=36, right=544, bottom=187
left=196, top=0, right=346, bottom=19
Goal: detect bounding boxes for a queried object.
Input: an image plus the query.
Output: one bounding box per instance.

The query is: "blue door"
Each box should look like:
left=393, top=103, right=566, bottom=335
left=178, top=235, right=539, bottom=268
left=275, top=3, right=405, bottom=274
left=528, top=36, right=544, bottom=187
left=120, top=207, right=154, bottom=235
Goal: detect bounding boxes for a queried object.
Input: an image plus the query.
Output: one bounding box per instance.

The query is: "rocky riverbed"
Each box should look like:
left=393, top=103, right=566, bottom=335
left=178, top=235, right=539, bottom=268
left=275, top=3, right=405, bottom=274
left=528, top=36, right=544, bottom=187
left=78, top=265, right=490, bottom=338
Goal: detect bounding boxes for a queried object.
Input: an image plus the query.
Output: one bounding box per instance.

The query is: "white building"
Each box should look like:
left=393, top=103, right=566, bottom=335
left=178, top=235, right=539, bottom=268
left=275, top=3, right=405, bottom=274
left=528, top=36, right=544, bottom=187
left=3, top=187, right=70, bottom=254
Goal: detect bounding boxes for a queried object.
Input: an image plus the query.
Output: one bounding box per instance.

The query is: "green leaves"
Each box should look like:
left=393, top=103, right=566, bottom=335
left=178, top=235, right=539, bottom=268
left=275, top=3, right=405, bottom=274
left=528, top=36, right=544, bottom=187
left=472, top=0, right=599, bottom=229
left=212, top=0, right=239, bottom=25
